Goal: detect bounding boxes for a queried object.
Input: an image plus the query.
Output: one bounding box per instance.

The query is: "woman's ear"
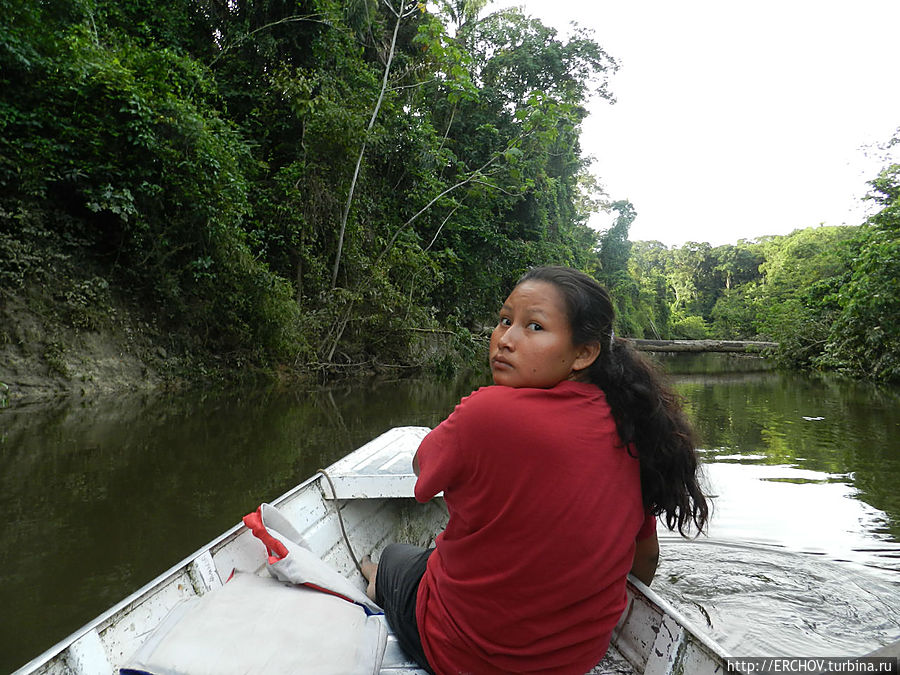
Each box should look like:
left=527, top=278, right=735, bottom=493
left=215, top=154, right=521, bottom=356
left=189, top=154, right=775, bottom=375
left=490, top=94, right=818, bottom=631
left=573, top=342, right=601, bottom=372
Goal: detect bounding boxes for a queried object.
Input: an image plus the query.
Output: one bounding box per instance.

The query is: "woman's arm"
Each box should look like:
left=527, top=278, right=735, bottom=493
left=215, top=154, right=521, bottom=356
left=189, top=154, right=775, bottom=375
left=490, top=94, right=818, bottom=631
left=630, top=531, right=659, bottom=586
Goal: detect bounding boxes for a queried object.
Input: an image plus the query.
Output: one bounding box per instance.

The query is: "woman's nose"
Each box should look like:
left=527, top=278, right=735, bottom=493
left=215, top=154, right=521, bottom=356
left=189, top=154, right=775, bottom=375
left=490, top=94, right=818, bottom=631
left=497, top=325, right=516, bottom=349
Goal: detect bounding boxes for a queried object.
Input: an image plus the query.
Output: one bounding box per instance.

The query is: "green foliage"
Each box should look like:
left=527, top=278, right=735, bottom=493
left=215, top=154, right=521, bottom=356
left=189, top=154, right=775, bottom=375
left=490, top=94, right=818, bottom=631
left=627, top=241, right=673, bottom=338
left=43, top=340, right=70, bottom=378
left=710, top=286, right=759, bottom=339
left=752, top=227, right=858, bottom=368
left=0, top=208, right=73, bottom=288
left=62, top=276, right=114, bottom=331
left=817, top=161, right=900, bottom=381
left=625, top=207, right=898, bottom=382
left=1, top=0, right=307, bottom=363
left=195, top=238, right=306, bottom=364
left=626, top=239, right=763, bottom=340
left=595, top=200, right=634, bottom=287
left=756, top=227, right=855, bottom=302
left=4, top=0, right=895, bottom=384
left=672, top=315, right=709, bottom=340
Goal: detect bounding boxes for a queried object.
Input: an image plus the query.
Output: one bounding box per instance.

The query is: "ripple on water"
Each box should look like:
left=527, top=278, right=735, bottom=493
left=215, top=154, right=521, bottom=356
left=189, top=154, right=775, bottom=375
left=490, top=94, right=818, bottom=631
left=655, top=539, right=900, bottom=657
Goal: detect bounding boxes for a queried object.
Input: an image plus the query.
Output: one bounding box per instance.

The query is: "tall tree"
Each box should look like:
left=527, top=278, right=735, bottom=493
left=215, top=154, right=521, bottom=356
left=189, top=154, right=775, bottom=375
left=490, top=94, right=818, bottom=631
left=819, top=150, right=900, bottom=380
left=752, top=226, right=858, bottom=369
left=331, top=0, right=416, bottom=288
left=596, top=200, right=634, bottom=287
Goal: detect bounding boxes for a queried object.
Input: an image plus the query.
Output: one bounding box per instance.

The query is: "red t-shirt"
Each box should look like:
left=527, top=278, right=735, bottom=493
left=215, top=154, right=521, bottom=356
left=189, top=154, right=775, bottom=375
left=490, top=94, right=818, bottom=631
left=414, top=381, right=653, bottom=675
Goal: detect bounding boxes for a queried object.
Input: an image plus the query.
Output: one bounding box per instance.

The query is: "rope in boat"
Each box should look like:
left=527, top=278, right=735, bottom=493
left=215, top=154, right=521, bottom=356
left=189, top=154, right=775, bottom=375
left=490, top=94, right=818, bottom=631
left=316, top=468, right=364, bottom=576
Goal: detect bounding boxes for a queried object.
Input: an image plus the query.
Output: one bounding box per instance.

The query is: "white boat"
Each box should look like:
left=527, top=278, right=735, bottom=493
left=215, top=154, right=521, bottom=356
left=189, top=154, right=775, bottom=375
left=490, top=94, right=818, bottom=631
left=14, top=427, right=731, bottom=675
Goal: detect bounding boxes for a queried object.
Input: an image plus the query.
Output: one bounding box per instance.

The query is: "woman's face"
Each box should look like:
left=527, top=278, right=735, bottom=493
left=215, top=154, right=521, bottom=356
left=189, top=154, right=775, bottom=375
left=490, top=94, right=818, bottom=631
left=489, top=280, right=596, bottom=388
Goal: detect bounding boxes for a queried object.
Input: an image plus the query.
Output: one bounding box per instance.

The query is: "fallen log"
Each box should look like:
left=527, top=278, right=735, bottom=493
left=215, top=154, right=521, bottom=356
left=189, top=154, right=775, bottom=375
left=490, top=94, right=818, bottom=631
left=630, top=339, right=777, bottom=353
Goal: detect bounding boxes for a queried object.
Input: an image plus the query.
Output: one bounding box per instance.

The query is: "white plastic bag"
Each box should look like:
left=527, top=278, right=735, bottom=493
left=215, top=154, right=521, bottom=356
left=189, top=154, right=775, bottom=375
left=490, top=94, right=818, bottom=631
left=243, top=502, right=381, bottom=613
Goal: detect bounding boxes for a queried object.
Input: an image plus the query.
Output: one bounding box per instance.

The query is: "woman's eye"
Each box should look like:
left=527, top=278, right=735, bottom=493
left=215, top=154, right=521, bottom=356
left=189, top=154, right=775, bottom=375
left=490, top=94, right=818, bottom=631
left=499, top=317, right=511, bottom=327
left=527, top=322, right=543, bottom=331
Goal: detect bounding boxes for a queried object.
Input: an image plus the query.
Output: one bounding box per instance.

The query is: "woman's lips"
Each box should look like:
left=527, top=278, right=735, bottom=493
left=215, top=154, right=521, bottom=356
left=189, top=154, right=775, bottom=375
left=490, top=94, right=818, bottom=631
left=491, top=355, right=512, bottom=370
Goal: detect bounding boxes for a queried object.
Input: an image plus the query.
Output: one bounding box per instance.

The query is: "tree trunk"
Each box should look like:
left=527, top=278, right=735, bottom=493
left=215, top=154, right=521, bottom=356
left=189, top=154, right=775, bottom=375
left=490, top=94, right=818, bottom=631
left=331, top=0, right=407, bottom=289
left=631, top=339, right=777, bottom=353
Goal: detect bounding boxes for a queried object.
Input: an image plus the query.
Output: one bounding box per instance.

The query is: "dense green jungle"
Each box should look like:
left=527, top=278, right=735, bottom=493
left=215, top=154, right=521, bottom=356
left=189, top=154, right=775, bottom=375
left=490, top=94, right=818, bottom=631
left=1, top=0, right=898, bottom=402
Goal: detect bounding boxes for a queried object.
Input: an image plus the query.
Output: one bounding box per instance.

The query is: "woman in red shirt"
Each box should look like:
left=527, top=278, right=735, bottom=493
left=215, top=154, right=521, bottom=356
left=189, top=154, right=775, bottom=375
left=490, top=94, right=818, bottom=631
left=362, top=266, right=708, bottom=674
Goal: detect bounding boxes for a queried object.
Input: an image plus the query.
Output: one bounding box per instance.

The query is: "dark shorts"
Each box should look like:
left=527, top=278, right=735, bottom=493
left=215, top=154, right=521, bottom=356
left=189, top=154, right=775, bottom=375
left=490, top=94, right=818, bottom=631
left=375, top=543, right=435, bottom=673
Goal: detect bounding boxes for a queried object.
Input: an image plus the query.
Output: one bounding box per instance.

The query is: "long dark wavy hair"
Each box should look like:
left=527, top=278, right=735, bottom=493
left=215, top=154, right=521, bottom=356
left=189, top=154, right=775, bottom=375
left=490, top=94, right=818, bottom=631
left=518, top=266, right=709, bottom=535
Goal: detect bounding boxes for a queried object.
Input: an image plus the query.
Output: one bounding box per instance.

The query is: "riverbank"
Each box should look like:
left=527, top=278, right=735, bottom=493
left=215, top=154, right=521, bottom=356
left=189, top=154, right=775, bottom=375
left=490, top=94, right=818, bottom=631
left=0, top=288, right=310, bottom=407
left=0, top=283, right=773, bottom=408
left=1, top=289, right=166, bottom=406
left=0, top=287, right=440, bottom=408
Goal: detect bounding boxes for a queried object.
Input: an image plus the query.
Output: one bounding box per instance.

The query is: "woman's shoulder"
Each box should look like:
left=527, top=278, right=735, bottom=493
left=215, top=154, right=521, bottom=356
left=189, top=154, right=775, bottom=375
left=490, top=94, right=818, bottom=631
left=458, top=384, right=543, bottom=406
left=460, top=384, right=512, bottom=402
left=456, top=381, right=604, bottom=415
left=452, top=385, right=512, bottom=417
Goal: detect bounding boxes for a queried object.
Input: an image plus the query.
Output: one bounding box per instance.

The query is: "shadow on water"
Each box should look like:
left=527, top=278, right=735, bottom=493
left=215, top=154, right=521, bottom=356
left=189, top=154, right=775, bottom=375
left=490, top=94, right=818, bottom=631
left=1, top=356, right=899, bottom=669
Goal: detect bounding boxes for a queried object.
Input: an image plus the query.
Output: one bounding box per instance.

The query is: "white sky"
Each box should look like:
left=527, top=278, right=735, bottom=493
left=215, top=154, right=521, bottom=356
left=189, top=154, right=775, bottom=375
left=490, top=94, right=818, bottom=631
left=488, top=0, right=900, bottom=246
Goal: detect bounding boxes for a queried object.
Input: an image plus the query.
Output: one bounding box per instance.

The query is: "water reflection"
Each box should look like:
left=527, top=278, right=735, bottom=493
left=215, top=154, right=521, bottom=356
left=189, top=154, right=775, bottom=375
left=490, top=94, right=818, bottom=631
left=0, top=377, right=480, bottom=673
left=675, top=368, right=900, bottom=541
left=701, top=461, right=900, bottom=573
left=652, top=352, right=776, bottom=375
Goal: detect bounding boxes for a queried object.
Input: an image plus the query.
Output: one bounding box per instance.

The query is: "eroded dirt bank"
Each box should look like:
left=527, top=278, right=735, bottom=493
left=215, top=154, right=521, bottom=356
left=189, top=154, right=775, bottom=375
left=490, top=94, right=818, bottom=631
left=1, top=292, right=167, bottom=406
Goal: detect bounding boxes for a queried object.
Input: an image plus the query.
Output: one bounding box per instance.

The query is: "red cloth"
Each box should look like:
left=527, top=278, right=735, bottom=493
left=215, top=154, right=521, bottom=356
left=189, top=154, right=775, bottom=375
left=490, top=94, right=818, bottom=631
left=242, top=508, right=288, bottom=563
left=414, top=381, right=652, bottom=675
